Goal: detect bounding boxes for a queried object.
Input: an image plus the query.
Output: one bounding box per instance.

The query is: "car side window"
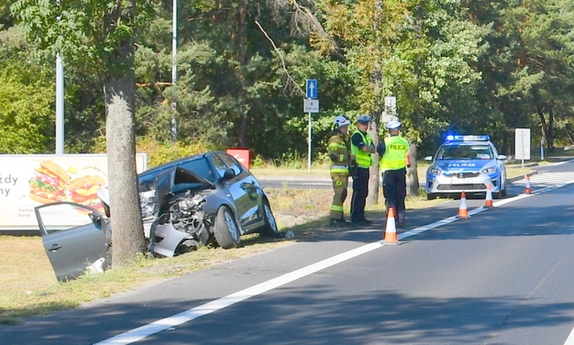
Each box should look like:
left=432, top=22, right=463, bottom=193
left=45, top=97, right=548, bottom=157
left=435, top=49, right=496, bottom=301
left=212, top=155, right=230, bottom=179
left=181, top=157, right=214, bottom=182
left=218, top=153, right=243, bottom=176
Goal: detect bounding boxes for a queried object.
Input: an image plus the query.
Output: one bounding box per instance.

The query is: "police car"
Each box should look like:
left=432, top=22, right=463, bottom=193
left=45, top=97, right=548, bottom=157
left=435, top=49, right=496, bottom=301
left=425, top=135, right=508, bottom=200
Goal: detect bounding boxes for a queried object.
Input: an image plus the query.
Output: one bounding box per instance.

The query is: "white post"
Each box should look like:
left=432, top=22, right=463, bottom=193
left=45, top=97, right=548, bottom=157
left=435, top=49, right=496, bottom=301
left=521, top=132, right=525, bottom=168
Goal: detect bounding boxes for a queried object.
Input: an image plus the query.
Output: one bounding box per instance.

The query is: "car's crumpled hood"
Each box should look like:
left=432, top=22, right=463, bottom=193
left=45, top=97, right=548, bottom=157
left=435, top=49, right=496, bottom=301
left=433, top=159, right=494, bottom=172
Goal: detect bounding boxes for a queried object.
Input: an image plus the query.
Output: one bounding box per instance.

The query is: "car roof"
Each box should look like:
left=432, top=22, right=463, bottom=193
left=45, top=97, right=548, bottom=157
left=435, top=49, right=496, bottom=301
left=139, top=153, right=206, bottom=178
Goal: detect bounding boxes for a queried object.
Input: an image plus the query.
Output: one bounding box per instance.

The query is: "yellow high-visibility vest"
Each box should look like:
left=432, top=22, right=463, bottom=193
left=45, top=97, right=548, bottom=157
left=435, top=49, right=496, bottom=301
left=350, top=130, right=373, bottom=168
left=380, top=135, right=409, bottom=171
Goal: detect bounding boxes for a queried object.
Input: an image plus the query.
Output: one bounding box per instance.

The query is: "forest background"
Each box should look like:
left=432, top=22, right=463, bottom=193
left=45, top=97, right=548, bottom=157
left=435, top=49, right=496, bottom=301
left=2, top=0, right=574, bottom=166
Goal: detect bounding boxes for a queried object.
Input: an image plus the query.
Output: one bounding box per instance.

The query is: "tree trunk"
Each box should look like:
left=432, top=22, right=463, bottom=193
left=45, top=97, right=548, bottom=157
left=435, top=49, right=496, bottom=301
left=537, top=104, right=555, bottom=153
left=367, top=118, right=380, bottom=206
left=406, top=143, right=419, bottom=196
left=366, top=0, right=384, bottom=206
left=104, top=40, right=146, bottom=266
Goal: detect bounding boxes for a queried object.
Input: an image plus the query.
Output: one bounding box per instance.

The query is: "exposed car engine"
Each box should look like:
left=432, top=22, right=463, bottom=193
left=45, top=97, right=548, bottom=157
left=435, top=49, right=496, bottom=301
left=164, top=189, right=214, bottom=247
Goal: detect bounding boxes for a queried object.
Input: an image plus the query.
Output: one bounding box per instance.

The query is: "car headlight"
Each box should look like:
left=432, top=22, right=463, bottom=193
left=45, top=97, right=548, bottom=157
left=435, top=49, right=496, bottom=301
left=140, top=190, right=159, bottom=219
left=429, top=166, right=442, bottom=175
left=482, top=167, right=496, bottom=174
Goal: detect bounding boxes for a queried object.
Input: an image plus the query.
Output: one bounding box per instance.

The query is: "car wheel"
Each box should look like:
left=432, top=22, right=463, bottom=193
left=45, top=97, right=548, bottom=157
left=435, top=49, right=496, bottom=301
left=214, top=206, right=241, bottom=249
left=258, top=199, right=280, bottom=237
left=427, top=193, right=436, bottom=200
left=501, top=185, right=507, bottom=197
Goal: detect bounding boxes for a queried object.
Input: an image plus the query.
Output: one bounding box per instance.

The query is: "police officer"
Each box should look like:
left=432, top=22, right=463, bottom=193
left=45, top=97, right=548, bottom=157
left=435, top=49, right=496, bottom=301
left=327, top=115, right=352, bottom=226
left=350, top=115, right=376, bottom=225
left=377, top=120, right=410, bottom=227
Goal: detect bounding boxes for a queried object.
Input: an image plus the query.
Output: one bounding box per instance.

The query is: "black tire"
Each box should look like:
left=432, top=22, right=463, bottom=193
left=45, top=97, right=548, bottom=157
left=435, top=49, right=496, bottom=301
left=258, top=199, right=280, bottom=237
left=213, top=206, right=241, bottom=249
left=426, top=193, right=436, bottom=200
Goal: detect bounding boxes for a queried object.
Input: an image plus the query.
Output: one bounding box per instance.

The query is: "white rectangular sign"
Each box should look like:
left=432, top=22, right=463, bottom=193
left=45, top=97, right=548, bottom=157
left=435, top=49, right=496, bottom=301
left=515, top=128, right=531, bottom=160
left=303, top=98, right=319, bottom=113
left=0, top=154, right=147, bottom=230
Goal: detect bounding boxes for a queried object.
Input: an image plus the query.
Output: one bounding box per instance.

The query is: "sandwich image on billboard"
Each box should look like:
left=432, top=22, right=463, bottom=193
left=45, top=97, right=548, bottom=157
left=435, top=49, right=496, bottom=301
left=27, top=160, right=106, bottom=212
left=28, top=160, right=70, bottom=204
left=68, top=175, right=106, bottom=211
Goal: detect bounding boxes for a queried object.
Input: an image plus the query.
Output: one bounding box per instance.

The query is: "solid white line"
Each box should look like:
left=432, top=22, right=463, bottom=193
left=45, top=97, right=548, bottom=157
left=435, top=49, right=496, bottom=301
left=94, top=242, right=383, bottom=344
left=564, top=327, right=574, bottom=345
left=94, top=183, right=573, bottom=345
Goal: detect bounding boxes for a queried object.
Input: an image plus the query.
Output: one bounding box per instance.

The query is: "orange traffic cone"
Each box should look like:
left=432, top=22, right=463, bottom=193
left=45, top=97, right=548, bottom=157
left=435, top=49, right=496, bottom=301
left=383, top=208, right=401, bottom=245
left=484, top=184, right=493, bottom=208
left=458, top=192, right=470, bottom=218
left=524, top=175, right=532, bottom=194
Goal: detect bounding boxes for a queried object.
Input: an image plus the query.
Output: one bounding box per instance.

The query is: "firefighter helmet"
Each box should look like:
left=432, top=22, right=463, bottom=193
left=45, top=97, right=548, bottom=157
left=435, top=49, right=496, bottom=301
left=333, top=115, right=351, bottom=128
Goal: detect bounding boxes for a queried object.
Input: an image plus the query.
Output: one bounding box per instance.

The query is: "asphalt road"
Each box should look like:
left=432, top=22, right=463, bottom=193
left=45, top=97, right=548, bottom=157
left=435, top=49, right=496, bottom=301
left=2, top=161, right=574, bottom=345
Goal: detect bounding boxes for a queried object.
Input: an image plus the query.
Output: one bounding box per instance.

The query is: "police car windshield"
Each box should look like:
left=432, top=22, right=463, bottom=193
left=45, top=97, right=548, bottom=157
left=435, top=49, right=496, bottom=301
left=436, top=144, right=493, bottom=160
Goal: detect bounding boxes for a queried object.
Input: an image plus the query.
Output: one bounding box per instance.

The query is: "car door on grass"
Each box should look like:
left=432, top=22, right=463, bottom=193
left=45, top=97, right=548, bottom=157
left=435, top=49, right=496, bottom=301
left=35, top=202, right=111, bottom=281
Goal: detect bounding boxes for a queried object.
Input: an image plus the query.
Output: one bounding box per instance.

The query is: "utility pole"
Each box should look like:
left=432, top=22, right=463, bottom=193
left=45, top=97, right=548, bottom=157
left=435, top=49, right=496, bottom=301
left=55, top=0, right=64, bottom=154
left=171, top=0, right=178, bottom=142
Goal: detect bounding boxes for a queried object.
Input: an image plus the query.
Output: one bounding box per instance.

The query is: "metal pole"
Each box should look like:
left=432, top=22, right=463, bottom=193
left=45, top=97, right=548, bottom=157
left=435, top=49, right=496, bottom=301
left=55, top=1, right=64, bottom=154
left=56, top=54, right=64, bottom=154
left=308, top=112, right=312, bottom=173
left=171, top=0, right=178, bottom=142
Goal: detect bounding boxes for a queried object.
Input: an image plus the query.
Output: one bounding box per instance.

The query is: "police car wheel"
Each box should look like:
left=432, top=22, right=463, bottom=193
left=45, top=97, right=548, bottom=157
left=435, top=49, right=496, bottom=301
left=426, top=193, right=436, bottom=200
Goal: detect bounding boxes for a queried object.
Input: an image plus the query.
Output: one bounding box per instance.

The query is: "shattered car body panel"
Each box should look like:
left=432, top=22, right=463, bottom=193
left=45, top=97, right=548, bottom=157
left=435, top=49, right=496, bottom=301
left=108, top=151, right=279, bottom=256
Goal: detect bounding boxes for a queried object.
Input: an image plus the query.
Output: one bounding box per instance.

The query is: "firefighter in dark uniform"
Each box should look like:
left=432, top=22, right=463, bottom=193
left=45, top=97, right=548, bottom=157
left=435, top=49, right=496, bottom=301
left=377, top=120, right=410, bottom=228
left=350, top=115, right=376, bottom=225
left=327, top=115, right=352, bottom=226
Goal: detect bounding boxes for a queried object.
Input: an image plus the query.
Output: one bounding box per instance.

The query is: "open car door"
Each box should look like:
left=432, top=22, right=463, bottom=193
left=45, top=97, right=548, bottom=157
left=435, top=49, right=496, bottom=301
left=34, top=202, right=112, bottom=282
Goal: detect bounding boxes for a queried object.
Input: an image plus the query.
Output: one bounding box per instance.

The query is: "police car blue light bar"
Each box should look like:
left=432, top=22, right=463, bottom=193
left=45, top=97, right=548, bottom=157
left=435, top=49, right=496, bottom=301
left=446, top=135, right=490, bottom=141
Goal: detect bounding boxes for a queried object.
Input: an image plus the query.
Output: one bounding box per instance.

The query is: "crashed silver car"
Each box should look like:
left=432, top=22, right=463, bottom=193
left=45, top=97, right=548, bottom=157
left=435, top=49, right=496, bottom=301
left=34, top=151, right=279, bottom=281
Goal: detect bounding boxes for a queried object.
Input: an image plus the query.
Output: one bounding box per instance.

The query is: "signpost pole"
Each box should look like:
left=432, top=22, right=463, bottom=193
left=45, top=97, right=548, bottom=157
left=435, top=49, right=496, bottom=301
left=308, top=112, right=312, bottom=173
left=304, top=79, right=319, bottom=174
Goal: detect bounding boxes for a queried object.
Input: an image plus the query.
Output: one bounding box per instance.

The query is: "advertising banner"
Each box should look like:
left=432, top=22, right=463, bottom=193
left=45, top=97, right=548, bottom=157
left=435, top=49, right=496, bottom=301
left=0, top=154, right=147, bottom=231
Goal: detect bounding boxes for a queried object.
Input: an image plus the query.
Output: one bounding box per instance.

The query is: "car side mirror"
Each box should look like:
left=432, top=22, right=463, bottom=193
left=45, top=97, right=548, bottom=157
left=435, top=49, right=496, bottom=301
left=498, top=154, right=508, bottom=161
left=424, top=156, right=433, bottom=161
left=222, top=168, right=236, bottom=181
left=89, top=213, right=103, bottom=230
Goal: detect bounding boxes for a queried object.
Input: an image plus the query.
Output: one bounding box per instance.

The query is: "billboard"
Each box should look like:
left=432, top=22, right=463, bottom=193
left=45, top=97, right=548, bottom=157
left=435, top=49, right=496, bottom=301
left=0, top=154, right=147, bottom=231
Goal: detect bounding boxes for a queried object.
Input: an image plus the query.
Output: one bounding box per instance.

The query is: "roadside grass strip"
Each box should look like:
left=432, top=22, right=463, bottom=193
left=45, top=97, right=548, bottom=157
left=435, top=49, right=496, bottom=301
left=94, top=175, right=574, bottom=345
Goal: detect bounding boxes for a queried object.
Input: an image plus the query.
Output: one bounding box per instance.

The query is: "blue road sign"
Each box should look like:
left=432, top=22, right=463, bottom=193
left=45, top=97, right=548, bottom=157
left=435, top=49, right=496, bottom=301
left=306, top=79, right=318, bottom=99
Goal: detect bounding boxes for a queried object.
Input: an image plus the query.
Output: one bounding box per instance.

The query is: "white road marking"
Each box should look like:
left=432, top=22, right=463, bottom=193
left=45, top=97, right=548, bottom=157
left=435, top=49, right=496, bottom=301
left=565, top=327, right=574, bottom=345
left=94, top=174, right=574, bottom=345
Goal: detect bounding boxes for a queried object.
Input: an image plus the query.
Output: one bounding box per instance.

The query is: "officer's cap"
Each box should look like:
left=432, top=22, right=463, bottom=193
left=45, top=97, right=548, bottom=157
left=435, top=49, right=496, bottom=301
left=385, top=120, right=402, bottom=130
left=356, top=115, right=371, bottom=124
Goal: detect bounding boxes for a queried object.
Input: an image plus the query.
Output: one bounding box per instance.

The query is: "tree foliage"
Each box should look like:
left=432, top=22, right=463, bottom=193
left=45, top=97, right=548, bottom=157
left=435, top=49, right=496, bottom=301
left=3, top=0, right=574, bottom=162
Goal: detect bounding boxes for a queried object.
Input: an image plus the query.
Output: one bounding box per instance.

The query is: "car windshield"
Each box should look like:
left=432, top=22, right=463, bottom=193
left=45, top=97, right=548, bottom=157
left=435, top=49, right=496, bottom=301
left=436, top=144, right=493, bottom=160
